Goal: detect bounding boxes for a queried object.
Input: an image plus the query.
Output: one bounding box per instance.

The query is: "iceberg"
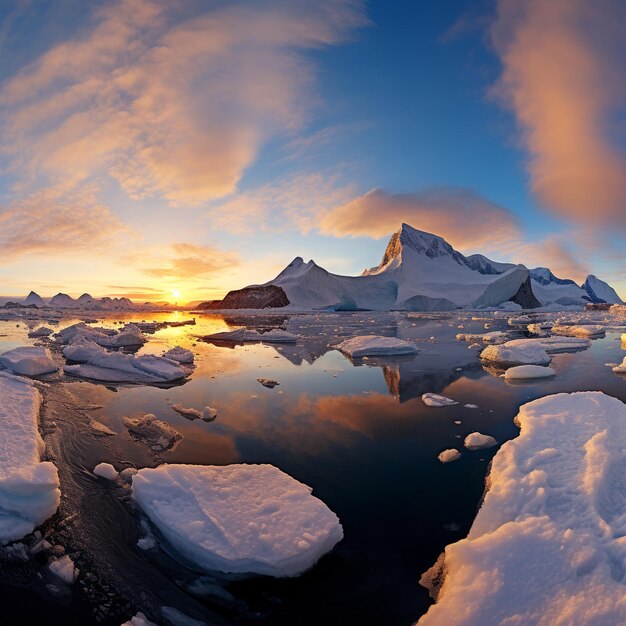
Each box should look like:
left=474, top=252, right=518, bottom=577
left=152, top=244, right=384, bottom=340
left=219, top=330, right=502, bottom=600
left=0, top=373, right=60, bottom=544
left=131, top=463, right=343, bottom=577
left=418, top=392, right=626, bottom=625
left=335, top=335, right=418, bottom=358
left=0, top=346, right=58, bottom=376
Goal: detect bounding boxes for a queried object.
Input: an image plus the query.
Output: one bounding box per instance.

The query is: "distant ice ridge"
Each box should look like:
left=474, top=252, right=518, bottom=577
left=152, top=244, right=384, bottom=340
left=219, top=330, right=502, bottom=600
left=418, top=392, right=626, bottom=625
left=0, top=373, right=60, bottom=544
left=213, top=222, right=622, bottom=311
left=131, top=464, right=343, bottom=577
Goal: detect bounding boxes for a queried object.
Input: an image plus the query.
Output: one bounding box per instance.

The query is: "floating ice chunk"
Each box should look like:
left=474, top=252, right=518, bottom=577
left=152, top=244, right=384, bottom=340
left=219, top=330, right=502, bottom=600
left=49, top=554, right=78, bottom=584
left=132, top=463, right=343, bottom=577
left=455, top=331, right=509, bottom=343
left=611, top=357, right=626, bottom=373
left=464, top=432, right=497, bottom=450
left=171, top=404, right=217, bottom=422
left=551, top=324, right=605, bottom=338
left=418, top=392, right=626, bottom=626
left=504, top=336, right=590, bottom=354
left=64, top=342, right=187, bottom=383
left=205, top=328, right=298, bottom=343
left=93, top=463, right=118, bottom=481
left=163, top=346, right=194, bottom=364
left=438, top=449, right=461, bottom=463
left=480, top=343, right=550, bottom=366
left=121, top=612, right=158, bottom=626
left=257, top=378, right=279, bottom=388
left=113, top=324, right=147, bottom=347
left=464, top=404, right=478, bottom=409
left=0, top=373, right=60, bottom=544
left=27, top=326, right=54, bottom=338
left=123, top=414, right=182, bottom=451
left=0, top=346, right=58, bottom=376
left=527, top=322, right=551, bottom=334
left=422, top=393, right=458, bottom=407
left=504, top=365, right=556, bottom=380
left=335, top=335, right=418, bottom=358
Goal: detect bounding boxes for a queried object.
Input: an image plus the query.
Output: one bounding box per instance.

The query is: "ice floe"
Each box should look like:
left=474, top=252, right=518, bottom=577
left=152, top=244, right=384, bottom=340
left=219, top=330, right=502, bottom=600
left=123, top=414, right=182, bottom=452
left=93, top=462, right=118, bottom=481
left=163, top=346, right=194, bottom=364
left=63, top=342, right=187, bottom=384
left=551, top=324, right=606, bottom=338
left=204, top=328, right=298, bottom=343
left=438, top=449, right=461, bottom=463
left=419, top=392, right=626, bottom=625
left=49, top=554, right=78, bottom=584
left=335, top=335, right=418, bottom=358
left=504, top=365, right=556, bottom=380
left=422, top=393, right=458, bottom=407
left=171, top=404, right=217, bottom=422
left=0, top=346, right=58, bottom=376
left=455, top=331, right=509, bottom=344
left=464, top=432, right=497, bottom=450
left=480, top=342, right=551, bottom=366
left=0, top=373, right=60, bottom=544
left=131, top=463, right=343, bottom=577
left=27, top=326, right=54, bottom=338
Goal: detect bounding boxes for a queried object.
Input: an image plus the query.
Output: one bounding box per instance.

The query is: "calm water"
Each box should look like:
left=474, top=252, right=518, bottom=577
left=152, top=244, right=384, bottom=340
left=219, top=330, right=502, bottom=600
left=2, top=310, right=626, bottom=625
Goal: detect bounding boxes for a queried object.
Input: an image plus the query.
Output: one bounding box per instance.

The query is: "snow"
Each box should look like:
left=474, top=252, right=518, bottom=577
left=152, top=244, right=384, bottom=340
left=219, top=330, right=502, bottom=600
left=171, top=404, right=217, bottom=422
left=0, top=346, right=58, bottom=376
left=335, top=335, right=418, bottom=357
left=438, top=449, right=461, bottom=463
left=123, top=414, right=182, bottom=451
left=422, top=393, right=458, bottom=407
left=163, top=346, right=194, bottom=364
left=418, top=392, right=626, bottom=626
left=27, top=326, right=54, bottom=338
left=63, top=341, right=187, bottom=383
left=205, top=328, right=298, bottom=343
left=583, top=274, right=624, bottom=304
left=131, top=463, right=344, bottom=577
left=504, top=365, right=556, bottom=380
left=112, top=323, right=147, bottom=347
left=504, top=336, right=591, bottom=354
left=0, top=373, right=60, bottom=544
left=480, top=343, right=551, bottom=367
left=49, top=554, right=78, bottom=584
left=93, top=463, right=118, bottom=481
left=551, top=324, right=606, bottom=338
left=121, top=613, right=158, bottom=626
left=464, top=432, right=497, bottom=450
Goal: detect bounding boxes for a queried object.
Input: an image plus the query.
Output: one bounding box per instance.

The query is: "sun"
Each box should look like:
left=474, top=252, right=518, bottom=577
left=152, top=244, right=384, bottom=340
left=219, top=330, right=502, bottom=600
left=171, top=289, right=181, bottom=300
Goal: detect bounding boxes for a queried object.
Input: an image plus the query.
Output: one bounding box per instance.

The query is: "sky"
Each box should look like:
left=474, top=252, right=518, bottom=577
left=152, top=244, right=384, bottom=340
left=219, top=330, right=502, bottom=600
left=1, top=0, right=626, bottom=303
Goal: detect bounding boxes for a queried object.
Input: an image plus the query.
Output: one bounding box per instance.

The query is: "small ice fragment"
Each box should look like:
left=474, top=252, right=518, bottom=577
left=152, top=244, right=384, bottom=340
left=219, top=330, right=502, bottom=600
left=464, top=432, right=497, bottom=450
left=93, top=463, right=118, bottom=481
left=422, top=393, right=458, bottom=407
left=438, top=449, right=461, bottom=463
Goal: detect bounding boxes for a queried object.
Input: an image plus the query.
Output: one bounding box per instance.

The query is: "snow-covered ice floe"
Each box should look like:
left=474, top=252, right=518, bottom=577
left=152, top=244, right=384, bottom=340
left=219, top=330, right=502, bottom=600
left=56, top=322, right=147, bottom=348
left=0, top=346, right=58, bottom=376
left=204, top=328, right=298, bottom=343
left=27, top=326, right=54, bottom=338
left=0, top=373, right=60, bottom=543
left=93, top=462, right=118, bottom=481
left=163, top=346, right=194, bottom=364
left=438, top=449, right=461, bottom=463
left=480, top=343, right=550, bottom=367
left=610, top=358, right=626, bottom=373
left=131, top=463, right=343, bottom=577
left=335, top=335, right=418, bottom=358
left=422, top=393, right=458, bottom=407
left=123, top=414, right=182, bottom=452
left=504, top=365, right=556, bottom=380
left=418, top=392, right=626, bottom=625
left=551, top=324, right=606, bottom=338
left=455, top=331, right=509, bottom=344
left=49, top=554, right=78, bottom=584
left=463, top=432, right=497, bottom=450
left=63, top=341, right=187, bottom=383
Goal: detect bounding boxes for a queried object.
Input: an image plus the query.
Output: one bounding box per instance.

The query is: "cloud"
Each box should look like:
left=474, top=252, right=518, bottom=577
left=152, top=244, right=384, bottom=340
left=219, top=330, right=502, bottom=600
left=0, top=0, right=367, bottom=205
left=319, top=187, right=521, bottom=252
left=141, top=242, right=240, bottom=281
left=491, top=0, right=626, bottom=226
left=0, top=185, right=129, bottom=259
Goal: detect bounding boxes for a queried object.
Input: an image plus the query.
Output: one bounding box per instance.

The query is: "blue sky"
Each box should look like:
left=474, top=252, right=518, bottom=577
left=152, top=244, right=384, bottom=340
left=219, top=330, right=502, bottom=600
left=0, top=0, right=624, bottom=301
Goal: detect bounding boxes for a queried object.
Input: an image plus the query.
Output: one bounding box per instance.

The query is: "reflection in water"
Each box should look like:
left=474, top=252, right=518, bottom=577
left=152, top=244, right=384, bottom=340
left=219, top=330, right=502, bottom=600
left=2, top=310, right=626, bottom=625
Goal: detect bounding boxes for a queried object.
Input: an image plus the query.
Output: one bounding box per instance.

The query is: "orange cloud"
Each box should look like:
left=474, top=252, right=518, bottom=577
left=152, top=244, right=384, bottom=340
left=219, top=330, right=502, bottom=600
left=491, top=0, right=626, bottom=225
left=319, top=187, right=521, bottom=252
left=0, top=0, right=367, bottom=206
left=0, top=185, right=129, bottom=259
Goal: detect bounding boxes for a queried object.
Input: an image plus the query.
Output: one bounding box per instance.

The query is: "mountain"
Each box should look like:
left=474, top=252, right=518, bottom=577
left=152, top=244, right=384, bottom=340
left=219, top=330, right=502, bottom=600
left=50, top=293, right=75, bottom=308
left=209, top=223, right=623, bottom=311
left=212, top=224, right=540, bottom=311
left=24, top=291, right=45, bottom=307
left=583, top=275, right=624, bottom=304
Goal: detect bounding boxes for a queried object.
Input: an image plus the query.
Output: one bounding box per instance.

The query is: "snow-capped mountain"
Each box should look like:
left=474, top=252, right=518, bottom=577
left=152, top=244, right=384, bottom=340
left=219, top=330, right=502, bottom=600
left=212, top=223, right=622, bottom=311
left=229, top=224, right=536, bottom=310
left=24, top=291, right=45, bottom=307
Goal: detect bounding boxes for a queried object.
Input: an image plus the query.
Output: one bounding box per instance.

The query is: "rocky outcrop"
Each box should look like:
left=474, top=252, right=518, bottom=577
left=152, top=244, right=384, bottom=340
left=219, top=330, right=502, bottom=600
left=509, top=276, right=541, bottom=309
left=200, top=285, right=290, bottom=310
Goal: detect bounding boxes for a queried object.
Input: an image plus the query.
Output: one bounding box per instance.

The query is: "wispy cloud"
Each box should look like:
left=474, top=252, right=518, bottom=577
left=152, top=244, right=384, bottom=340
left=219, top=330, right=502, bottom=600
left=491, top=0, right=626, bottom=226
left=1, top=0, right=368, bottom=205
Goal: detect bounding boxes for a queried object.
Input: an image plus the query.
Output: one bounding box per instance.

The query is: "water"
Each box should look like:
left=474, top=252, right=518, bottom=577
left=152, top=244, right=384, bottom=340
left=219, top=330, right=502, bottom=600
left=2, top=310, right=626, bottom=625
